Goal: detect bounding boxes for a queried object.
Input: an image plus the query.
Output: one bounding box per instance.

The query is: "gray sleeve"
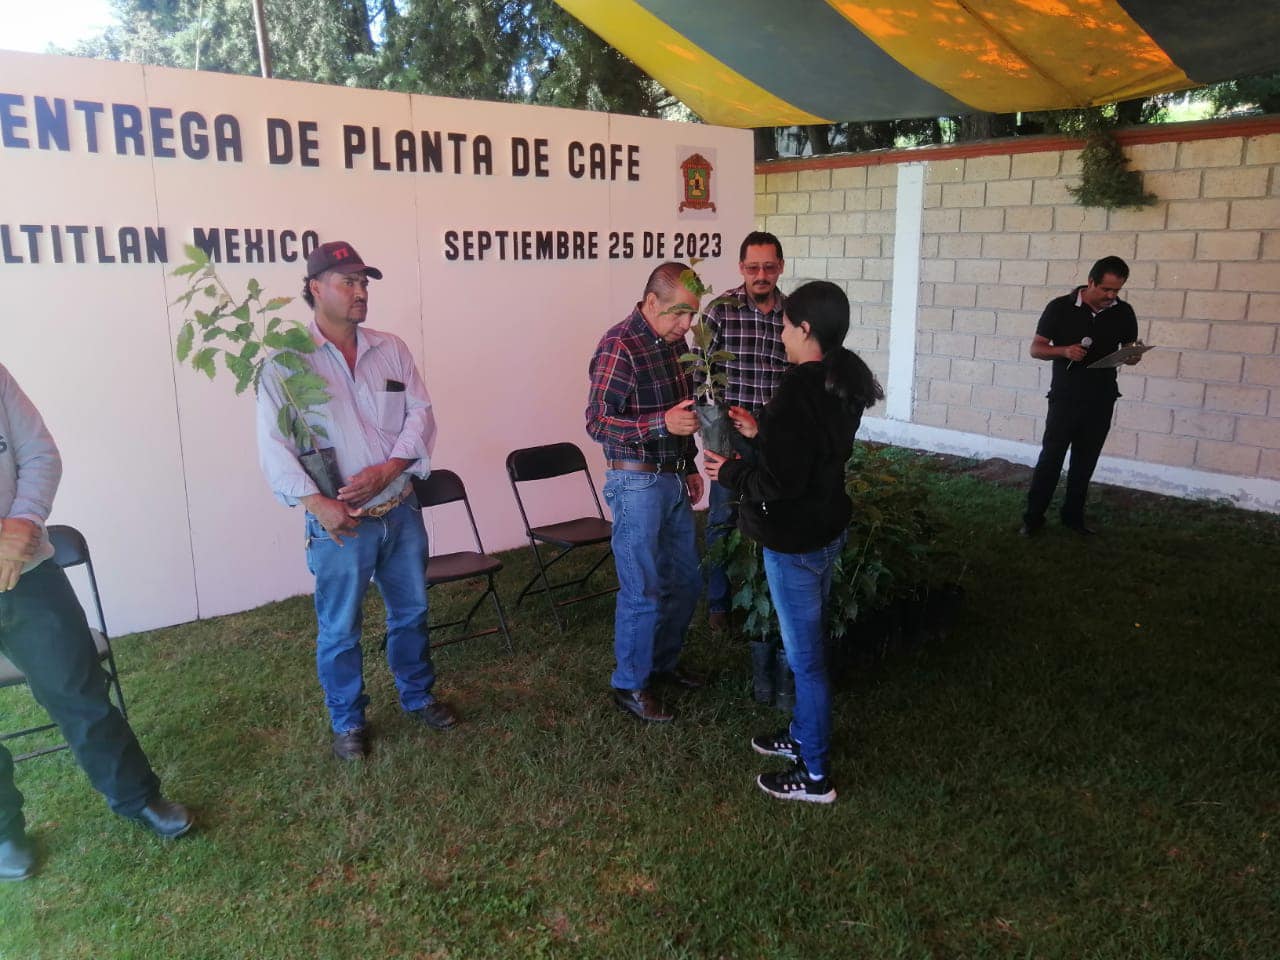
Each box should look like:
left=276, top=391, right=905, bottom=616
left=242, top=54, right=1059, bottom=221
left=0, top=363, right=62, bottom=523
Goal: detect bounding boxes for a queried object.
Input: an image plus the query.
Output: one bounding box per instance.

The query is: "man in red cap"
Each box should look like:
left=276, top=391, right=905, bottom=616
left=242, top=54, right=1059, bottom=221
left=256, top=241, right=457, bottom=761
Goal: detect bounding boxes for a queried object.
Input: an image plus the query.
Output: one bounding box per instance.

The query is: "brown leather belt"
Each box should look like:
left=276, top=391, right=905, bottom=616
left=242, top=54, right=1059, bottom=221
left=362, top=486, right=410, bottom=519
left=608, top=459, right=687, bottom=474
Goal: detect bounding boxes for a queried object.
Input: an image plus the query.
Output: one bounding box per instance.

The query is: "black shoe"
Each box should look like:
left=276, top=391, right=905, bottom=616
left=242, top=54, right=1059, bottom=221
left=1019, top=520, right=1042, bottom=538
left=756, top=761, right=836, bottom=805
left=0, top=834, right=36, bottom=881
left=1062, top=521, right=1097, bottom=536
left=611, top=687, right=673, bottom=723
left=411, top=701, right=459, bottom=731
left=332, top=727, right=368, bottom=761
left=651, top=666, right=707, bottom=690
left=132, top=798, right=194, bottom=838
left=751, top=729, right=799, bottom=760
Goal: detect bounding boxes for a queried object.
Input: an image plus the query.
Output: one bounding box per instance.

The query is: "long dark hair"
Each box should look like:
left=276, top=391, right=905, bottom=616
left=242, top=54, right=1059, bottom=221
left=786, top=280, right=884, bottom=415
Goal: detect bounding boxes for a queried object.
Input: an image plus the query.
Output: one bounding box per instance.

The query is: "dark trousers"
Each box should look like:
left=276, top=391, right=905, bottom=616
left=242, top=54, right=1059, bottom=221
left=1024, top=391, right=1117, bottom=527
left=0, top=559, right=159, bottom=840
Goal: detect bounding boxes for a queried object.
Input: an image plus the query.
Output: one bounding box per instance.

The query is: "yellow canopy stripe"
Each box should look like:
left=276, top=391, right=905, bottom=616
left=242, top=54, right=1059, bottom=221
left=828, top=0, right=1193, bottom=112
left=554, top=0, right=830, bottom=126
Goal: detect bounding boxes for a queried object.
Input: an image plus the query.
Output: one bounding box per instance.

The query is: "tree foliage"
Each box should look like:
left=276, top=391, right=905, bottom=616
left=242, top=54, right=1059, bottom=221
left=69, top=0, right=671, bottom=117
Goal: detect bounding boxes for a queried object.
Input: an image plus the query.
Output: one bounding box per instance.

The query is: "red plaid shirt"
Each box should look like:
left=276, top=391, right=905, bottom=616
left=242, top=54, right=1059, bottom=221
left=586, top=307, right=697, bottom=469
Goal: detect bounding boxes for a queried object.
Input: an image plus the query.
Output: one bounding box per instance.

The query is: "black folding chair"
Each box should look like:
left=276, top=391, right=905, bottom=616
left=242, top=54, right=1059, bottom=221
left=505, top=442, right=615, bottom=632
left=412, top=470, right=514, bottom=654
left=0, top=524, right=127, bottom=762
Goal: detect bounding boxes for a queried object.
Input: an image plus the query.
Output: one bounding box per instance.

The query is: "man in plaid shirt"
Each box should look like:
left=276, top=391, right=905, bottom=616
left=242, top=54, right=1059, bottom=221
left=586, top=262, right=706, bottom=723
left=697, top=232, right=789, bottom=631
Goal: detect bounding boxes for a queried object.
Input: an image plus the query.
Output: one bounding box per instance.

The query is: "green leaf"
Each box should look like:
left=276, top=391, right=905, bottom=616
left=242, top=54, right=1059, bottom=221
left=233, top=321, right=255, bottom=341
left=272, top=351, right=309, bottom=374
left=175, top=324, right=195, bottom=362
left=280, top=327, right=315, bottom=352
left=202, top=327, right=222, bottom=342
left=226, top=354, right=254, bottom=394
left=230, top=304, right=251, bottom=323
left=193, top=347, right=218, bottom=379
left=277, top=405, right=295, bottom=441
left=260, top=297, right=292, bottom=312
left=194, top=309, right=215, bottom=329
left=172, top=260, right=202, bottom=277
left=677, top=352, right=699, bottom=363
left=182, top=243, right=210, bottom=267
left=247, top=278, right=262, bottom=299
left=240, top=342, right=261, bottom=362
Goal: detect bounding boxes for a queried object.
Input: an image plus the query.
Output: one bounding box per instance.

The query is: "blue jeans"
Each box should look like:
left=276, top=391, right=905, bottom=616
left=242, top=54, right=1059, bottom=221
left=603, top=470, right=700, bottom=691
left=305, top=500, right=436, bottom=734
left=763, top=532, right=846, bottom=780
left=703, top=481, right=736, bottom=614
left=0, top=560, right=159, bottom=838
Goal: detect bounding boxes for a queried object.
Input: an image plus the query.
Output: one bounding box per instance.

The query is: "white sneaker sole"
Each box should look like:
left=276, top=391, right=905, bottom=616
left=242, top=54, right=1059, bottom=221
left=756, top=774, right=837, bottom=804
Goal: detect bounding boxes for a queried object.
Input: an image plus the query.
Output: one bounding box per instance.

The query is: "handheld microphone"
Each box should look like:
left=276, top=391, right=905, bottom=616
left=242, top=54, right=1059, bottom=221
left=1068, top=336, right=1093, bottom=370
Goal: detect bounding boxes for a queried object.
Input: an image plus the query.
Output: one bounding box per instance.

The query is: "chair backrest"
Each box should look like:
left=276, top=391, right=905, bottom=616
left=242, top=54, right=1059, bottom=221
left=412, top=469, right=466, bottom=508
left=505, top=442, right=605, bottom=532
left=411, top=471, right=485, bottom=553
left=506, top=442, right=589, bottom=483
left=46, top=524, right=107, bottom=637
left=49, top=524, right=90, bottom=568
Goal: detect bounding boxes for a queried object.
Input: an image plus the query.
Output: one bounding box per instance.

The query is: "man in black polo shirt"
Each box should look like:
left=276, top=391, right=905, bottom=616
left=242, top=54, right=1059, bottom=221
left=1021, top=256, right=1143, bottom=537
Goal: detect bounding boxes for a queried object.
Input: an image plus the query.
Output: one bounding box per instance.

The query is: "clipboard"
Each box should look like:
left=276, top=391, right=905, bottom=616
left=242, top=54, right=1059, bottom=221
left=1087, top=343, right=1155, bottom=369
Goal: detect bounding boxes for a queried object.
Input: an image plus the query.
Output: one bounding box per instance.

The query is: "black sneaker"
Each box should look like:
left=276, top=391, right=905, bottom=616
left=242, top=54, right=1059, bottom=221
left=751, top=729, right=798, bottom=760
left=756, top=762, right=836, bottom=804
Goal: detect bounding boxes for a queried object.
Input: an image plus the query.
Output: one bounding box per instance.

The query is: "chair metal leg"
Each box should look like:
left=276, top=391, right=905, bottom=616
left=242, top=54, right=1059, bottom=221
left=488, top=577, right=515, bottom=655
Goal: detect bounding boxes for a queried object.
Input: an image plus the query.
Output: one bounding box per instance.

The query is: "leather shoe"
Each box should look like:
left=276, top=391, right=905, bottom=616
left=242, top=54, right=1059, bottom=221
left=651, top=666, right=707, bottom=690
left=132, top=798, right=194, bottom=839
left=410, top=701, right=458, bottom=731
left=612, top=687, right=672, bottom=723
left=1019, top=521, right=1042, bottom=538
left=332, top=727, right=368, bottom=761
left=0, top=834, right=36, bottom=881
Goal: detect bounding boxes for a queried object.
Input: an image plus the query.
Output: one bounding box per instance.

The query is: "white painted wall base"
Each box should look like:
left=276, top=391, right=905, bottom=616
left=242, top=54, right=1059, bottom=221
left=859, top=416, right=1280, bottom=514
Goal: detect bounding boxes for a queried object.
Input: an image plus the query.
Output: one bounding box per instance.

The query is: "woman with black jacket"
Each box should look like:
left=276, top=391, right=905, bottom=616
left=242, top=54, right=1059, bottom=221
left=704, top=280, right=883, bottom=804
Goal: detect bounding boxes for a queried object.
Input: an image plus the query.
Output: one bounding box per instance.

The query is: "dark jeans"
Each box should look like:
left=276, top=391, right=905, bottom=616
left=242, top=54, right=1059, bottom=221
left=1024, top=391, right=1117, bottom=527
left=0, top=559, right=159, bottom=840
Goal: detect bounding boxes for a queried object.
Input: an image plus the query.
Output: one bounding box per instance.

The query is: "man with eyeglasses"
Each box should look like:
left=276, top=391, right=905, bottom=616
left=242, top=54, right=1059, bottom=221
left=696, top=232, right=789, bottom=634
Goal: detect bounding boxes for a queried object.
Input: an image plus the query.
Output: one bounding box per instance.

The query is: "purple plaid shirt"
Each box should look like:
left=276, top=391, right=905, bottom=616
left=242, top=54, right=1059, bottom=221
left=586, top=307, right=697, bottom=469
left=696, top=282, right=789, bottom=413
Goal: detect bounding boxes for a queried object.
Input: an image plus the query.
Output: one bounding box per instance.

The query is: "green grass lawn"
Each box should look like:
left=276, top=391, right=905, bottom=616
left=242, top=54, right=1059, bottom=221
left=2, top=459, right=1277, bottom=959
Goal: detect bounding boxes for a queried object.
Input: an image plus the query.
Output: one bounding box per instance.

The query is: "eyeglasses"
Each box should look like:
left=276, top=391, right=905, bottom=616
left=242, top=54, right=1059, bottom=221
left=742, top=262, right=781, bottom=276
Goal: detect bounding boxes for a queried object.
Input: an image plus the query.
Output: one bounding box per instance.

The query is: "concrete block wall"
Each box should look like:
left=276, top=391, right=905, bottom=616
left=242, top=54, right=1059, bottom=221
left=755, top=117, right=1280, bottom=509
left=756, top=163, right=899, bottom=387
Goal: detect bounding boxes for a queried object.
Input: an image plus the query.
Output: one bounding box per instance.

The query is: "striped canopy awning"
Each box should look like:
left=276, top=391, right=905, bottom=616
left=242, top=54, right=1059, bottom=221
left=554, top=0, right=1280, bottom=127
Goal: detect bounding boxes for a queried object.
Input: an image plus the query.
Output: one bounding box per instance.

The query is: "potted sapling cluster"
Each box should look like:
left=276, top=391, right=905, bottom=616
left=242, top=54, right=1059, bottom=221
left=671, top=267, right=737, bottom=457
left=171, top=243, right=343, bottom=497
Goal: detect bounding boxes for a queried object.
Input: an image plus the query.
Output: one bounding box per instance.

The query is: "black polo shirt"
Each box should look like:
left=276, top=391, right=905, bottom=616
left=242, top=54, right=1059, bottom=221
left=1036, top=287, right=1138, bottom=399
